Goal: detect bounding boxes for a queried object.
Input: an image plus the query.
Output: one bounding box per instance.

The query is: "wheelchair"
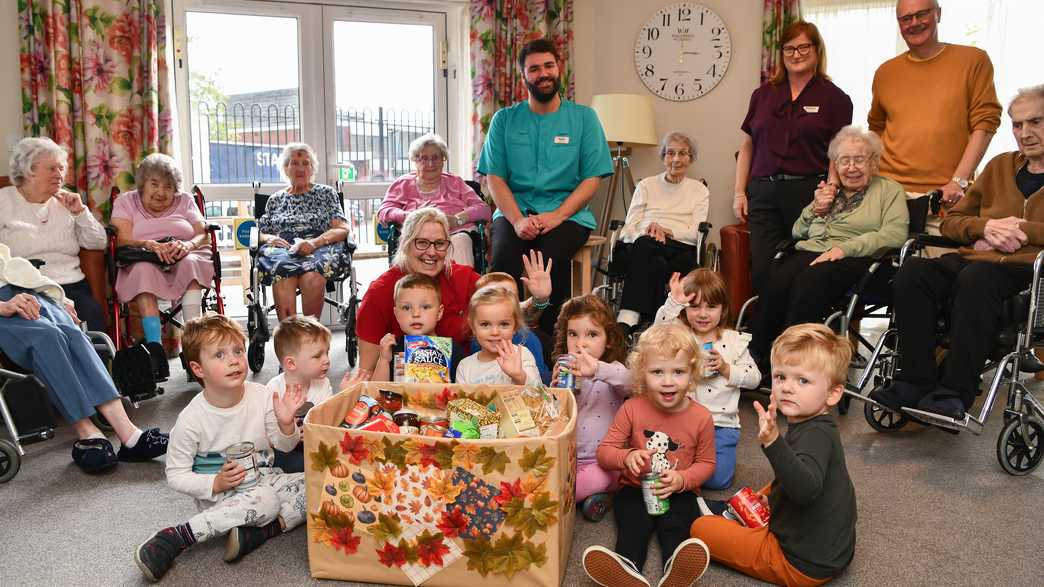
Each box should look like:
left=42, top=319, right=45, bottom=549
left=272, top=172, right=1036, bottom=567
left=734, top=192, right=938, bottom=408
left=246, top=187, right=359, bottom=372
left=593, top=220, right=714, bottom=320
left=107, top=186, right=226, bottom=396
left=0, top=330, right=117, bottom=483
left=841, top=230, right=1044, bottom=476
left=381, top=179, right=489, bottom=274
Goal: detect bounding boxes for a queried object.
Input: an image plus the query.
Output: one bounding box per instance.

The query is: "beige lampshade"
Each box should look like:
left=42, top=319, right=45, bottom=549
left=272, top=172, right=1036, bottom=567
left=591, top=93, right=658, bottom=146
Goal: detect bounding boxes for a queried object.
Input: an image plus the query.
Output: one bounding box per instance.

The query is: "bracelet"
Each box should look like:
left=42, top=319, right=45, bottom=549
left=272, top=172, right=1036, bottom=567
left=533, top=298, right=550, bottom=310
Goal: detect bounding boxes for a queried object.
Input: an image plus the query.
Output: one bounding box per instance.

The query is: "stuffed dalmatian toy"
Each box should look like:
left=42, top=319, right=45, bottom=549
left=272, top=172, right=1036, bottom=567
left=643, top=429, right=679, bottom=473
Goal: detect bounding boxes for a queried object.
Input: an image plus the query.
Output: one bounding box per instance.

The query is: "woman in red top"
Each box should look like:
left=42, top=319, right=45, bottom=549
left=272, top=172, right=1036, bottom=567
left=354, top=207, right=479, bottom=378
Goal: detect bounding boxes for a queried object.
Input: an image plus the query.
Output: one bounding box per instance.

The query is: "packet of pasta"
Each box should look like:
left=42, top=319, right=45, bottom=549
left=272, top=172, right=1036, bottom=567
left=402, top=335, right=452, bottom=383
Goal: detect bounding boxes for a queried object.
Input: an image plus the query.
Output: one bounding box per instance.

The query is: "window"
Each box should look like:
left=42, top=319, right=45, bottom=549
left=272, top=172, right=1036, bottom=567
left=805, top=0, right=1044, bottom=168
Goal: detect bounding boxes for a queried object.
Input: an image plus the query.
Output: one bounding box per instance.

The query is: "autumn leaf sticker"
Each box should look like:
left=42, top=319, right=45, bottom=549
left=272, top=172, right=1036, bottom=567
left=367, top=512, right=403, bottom=543
left=367, top=464, right=397, bottom=502
left=415, top=530, right=451, bottom=567
left=377, top=437, right=408, bottom=470
left=329, top=527, right=361, bottom=555
left=501, top=491, right=560, bottom=538
left=475, top=446, right=510, bottom=475
left=424, top=468, right=464, bottom=504
left=339, top=432, right=370, bottom=464
left=462, top=532, right=549, bottom=579
left=518, top=445, right=555, bottom=477
left=436, top=507, right=469, bottom=538
left=310, top=441, right=339, bottom=472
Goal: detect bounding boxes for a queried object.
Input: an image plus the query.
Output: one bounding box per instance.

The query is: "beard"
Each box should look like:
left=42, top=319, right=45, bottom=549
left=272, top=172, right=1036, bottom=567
left=525, top=75, right=561, bottom=103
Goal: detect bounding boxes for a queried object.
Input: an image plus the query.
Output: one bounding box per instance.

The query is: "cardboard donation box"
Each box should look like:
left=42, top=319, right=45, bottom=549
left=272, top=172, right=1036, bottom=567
left=304, top=382, right=578, bottom=586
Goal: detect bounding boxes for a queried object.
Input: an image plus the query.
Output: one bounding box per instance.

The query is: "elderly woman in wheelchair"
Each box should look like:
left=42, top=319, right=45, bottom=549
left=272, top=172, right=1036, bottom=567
left=872, top=86, right=1044, bottom=424
left=612, top=131, right=710, bottom=334
left=378, top=133, right=491, bottom=268
left=110, top=154, right=214, bottom=344
left=256, top=142, right=350, bottom=320
left=749, top=126, right=908, bottom=376
left=0, top=243, right=167, bottom=474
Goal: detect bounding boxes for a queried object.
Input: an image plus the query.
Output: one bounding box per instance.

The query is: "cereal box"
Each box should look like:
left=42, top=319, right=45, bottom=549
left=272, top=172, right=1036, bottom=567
left=403, top=335, right=452, bottom=383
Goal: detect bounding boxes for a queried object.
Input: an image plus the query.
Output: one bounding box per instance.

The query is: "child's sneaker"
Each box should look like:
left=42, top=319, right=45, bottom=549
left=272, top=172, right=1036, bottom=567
left=117, top=428, right=169, bottom=462
left=656, top=538, right=710, bottom=587
left=583, top=545, right=650, bottom=587
left=224, top=520, right=281, bottom=562
left=580, top=492, right=612, bottom=522
left=135, top=528, right=187, bottom=582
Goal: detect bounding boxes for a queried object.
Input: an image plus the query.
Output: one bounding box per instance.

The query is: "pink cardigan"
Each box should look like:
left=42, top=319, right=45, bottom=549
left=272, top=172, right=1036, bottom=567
left=377, top=172, right=491, bottom=232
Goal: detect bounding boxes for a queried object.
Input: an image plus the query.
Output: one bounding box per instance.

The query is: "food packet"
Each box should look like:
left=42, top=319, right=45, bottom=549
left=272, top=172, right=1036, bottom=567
left=519, top=384, right=561, bottom=434
left=403, top=335, right=452, bottom=383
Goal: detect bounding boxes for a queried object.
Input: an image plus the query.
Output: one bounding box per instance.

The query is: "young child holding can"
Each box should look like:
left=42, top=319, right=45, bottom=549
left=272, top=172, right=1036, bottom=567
left=584, top=322, right=715, bottom=587
left=690, top=323, right=857, bottom=586
left=549, top=295, right=631, bottom=522
left=134, top=315, right=307, bottom=582
left=267, top=315, right=333, bottom=472
left=655, top=269, right=761, bottom=489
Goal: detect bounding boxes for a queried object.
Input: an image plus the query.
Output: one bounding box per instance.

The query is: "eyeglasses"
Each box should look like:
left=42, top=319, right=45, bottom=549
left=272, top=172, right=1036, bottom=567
left=413, top=238, right=451, bottom=251
left=664, top=150, right=691, bottom=159
left=415, top=155, right=445, bottom=164
left=782, top=43, right=814, bottom=57
left=898, top=8, right=936, bottom=26
left=836, top=156, right=870, bottom=168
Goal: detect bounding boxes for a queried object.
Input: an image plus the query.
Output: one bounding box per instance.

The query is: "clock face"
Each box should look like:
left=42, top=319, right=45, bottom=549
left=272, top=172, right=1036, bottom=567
left=634, top=2, right=732, bottom=101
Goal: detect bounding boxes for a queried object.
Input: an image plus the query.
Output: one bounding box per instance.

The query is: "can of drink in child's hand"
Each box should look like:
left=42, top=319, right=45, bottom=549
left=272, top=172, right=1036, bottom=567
left=727, top=486, right=770, bottom=527
left=641, top=472, right=670, bottom=515
left=702, top=341, right=718, bottom=377
left=555, top=355, right=577, bottom=391
left=225, top=441, right=259, bottom=491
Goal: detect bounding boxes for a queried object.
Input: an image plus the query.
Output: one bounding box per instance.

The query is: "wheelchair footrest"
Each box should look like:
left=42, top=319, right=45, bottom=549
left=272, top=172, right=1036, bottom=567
left=112, top=342, right=170, bottom=399
left=900, top=407, right=982, bottom=435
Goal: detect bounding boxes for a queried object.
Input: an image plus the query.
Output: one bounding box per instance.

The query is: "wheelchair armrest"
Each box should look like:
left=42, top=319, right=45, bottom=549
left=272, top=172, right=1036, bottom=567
left=698, top=221, right=712, bottom=235
left=609, top=219, right=625, bottom=231
left=249, top=227, right=260, bottom=252
left=205, top=223, right=222, bottom=233
left=870, top=246, right=900, bottom=263
left=28, top=258, right=45, bottom=269
left=772, top=239, right=800, bottom=259
left=0, top=367, right=30, bottom=383
left=85, top=330, right=116, bottom=361
left=913, top=233, right=963, bottom=250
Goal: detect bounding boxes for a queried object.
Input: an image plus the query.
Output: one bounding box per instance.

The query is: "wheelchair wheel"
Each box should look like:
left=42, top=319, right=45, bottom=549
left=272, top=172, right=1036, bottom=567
left=0, top=439, right=21, bottom=483
left=864, top=398, right=908, bottom=432
left=345, top=311, right=358, bottom=369
left=996, top=416, right=1044, bottom=476
left=90, top=412, right=114, bottom=433
left=248, top=341, right=266, bottom=373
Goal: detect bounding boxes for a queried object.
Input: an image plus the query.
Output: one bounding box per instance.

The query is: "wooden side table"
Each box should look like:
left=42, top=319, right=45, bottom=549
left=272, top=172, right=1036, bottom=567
left=571, top=235, right=606, bottom=296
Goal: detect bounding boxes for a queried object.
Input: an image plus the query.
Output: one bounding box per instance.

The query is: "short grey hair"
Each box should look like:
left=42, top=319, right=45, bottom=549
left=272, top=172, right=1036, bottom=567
left=392, top=207, right=452, bottom=274
left=828, top=126, right=883, bottom=163
left=658, top=131, right=697, bottom=160
left=409, top=133, right=449, bottom=162
left=135, top=153, right=183, bottom=192
left=9, top=137, right=67, bottom=186
left=278, top=142, right=318, bottom=182
left=1009, top=84, right=1044, bottom=113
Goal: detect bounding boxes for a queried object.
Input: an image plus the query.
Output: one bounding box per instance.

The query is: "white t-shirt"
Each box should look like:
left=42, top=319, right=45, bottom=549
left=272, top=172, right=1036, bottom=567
left=165, top=381, right=301, bottom=505
left=264, top=373, right=334, bottom=406
left=456, top=345, right=542, bottom=385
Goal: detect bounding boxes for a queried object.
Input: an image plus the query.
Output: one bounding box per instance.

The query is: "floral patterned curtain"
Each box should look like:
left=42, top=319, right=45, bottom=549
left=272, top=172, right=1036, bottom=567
left=470, top=0, right=574, bottom=172
left=19, top=0, right=173, bottom=210
left=761, top=0, right=802, bottom=83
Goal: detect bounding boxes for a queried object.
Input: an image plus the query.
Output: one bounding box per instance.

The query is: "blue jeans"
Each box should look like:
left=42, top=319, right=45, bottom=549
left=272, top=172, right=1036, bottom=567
left=703, top=426, right=741, bottom=490
left=0, top=285, right=119, bottom=422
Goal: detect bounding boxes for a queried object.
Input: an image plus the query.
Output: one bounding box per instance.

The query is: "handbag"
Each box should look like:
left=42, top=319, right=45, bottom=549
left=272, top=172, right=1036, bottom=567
left=115, top=236, right=177, bottom=268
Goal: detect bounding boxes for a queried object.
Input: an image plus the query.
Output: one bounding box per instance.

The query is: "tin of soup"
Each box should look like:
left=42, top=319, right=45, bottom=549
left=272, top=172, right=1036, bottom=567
left=225, top=441, right=259, bottom=491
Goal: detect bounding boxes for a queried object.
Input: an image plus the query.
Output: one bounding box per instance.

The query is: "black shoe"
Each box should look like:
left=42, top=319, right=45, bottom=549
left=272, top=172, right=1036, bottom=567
left=118, top=428, right=169, bottom=462
left=225, top=521, right=280, bottom=562
left=916, top=389, right=966, bottom=420
left=135, top=529, right=186, bottom=582
left=869, top=381, right=923, bottom=412
left=617, top=322, right=635, bottom=337
left=72, top=438, right=118, bottom=473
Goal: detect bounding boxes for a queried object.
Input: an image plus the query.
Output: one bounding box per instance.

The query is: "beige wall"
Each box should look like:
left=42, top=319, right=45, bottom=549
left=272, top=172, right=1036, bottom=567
left=574, top=0, right=761, bottom=241
left=1, top=0, right=22, bottom=175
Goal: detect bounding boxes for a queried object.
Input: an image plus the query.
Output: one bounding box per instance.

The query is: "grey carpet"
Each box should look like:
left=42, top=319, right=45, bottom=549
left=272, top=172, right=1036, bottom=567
left=1, top=331, right=1042, bottom=586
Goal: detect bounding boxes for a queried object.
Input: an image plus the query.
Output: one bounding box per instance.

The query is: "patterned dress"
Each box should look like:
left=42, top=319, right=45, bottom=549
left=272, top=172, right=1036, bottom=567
left=256, top=183, right=348, bottom=284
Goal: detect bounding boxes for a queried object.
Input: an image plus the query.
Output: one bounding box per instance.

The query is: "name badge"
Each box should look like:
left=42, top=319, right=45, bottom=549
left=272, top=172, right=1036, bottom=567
left=803, top=106, right=820, bottom=113
left=553, top=135, right=570, bottom=144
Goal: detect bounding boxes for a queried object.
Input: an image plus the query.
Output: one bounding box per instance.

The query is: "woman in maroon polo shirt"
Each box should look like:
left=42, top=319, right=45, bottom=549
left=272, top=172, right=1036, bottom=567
left=733, top=21, right=852, bottom=295
left=354, top=207, right=479, bottom=379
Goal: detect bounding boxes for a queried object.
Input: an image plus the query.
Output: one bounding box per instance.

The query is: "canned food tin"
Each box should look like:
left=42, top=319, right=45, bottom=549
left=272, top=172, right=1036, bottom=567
left=555, top=355, right=577, bottom=391
left=225, top=441, right=259, bottom=491
left=702, top=341, right=718, bottom=378
left=641, top=472, right=669, bottom=516
left=345, top=395, right=380, bottom=427
left=727, top=487, right=770, bottom=527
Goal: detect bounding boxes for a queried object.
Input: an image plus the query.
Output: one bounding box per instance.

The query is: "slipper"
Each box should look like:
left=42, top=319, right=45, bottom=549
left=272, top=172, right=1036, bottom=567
left=72, top=438, right=118, bottom=473
left=118, top=428, right=169, bottom=462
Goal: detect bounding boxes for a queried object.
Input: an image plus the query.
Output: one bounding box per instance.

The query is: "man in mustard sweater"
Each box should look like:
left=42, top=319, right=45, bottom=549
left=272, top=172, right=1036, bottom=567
left=875, top=86, right=1044, bottom=418
left=868, top=0, right=1001, bottom=207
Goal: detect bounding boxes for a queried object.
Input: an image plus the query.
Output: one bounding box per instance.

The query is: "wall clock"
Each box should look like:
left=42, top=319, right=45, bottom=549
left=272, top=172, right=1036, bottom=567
left=634, top=2, right=732, bottom=101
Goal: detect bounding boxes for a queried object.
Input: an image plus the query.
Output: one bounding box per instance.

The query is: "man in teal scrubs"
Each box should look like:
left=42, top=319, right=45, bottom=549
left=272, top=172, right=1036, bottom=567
left=478, top=38, right=613, bottom=333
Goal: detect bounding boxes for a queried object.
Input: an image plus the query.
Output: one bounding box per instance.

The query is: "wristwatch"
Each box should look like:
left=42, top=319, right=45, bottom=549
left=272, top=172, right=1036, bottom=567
left=951, top=176, right=970, bottom=191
